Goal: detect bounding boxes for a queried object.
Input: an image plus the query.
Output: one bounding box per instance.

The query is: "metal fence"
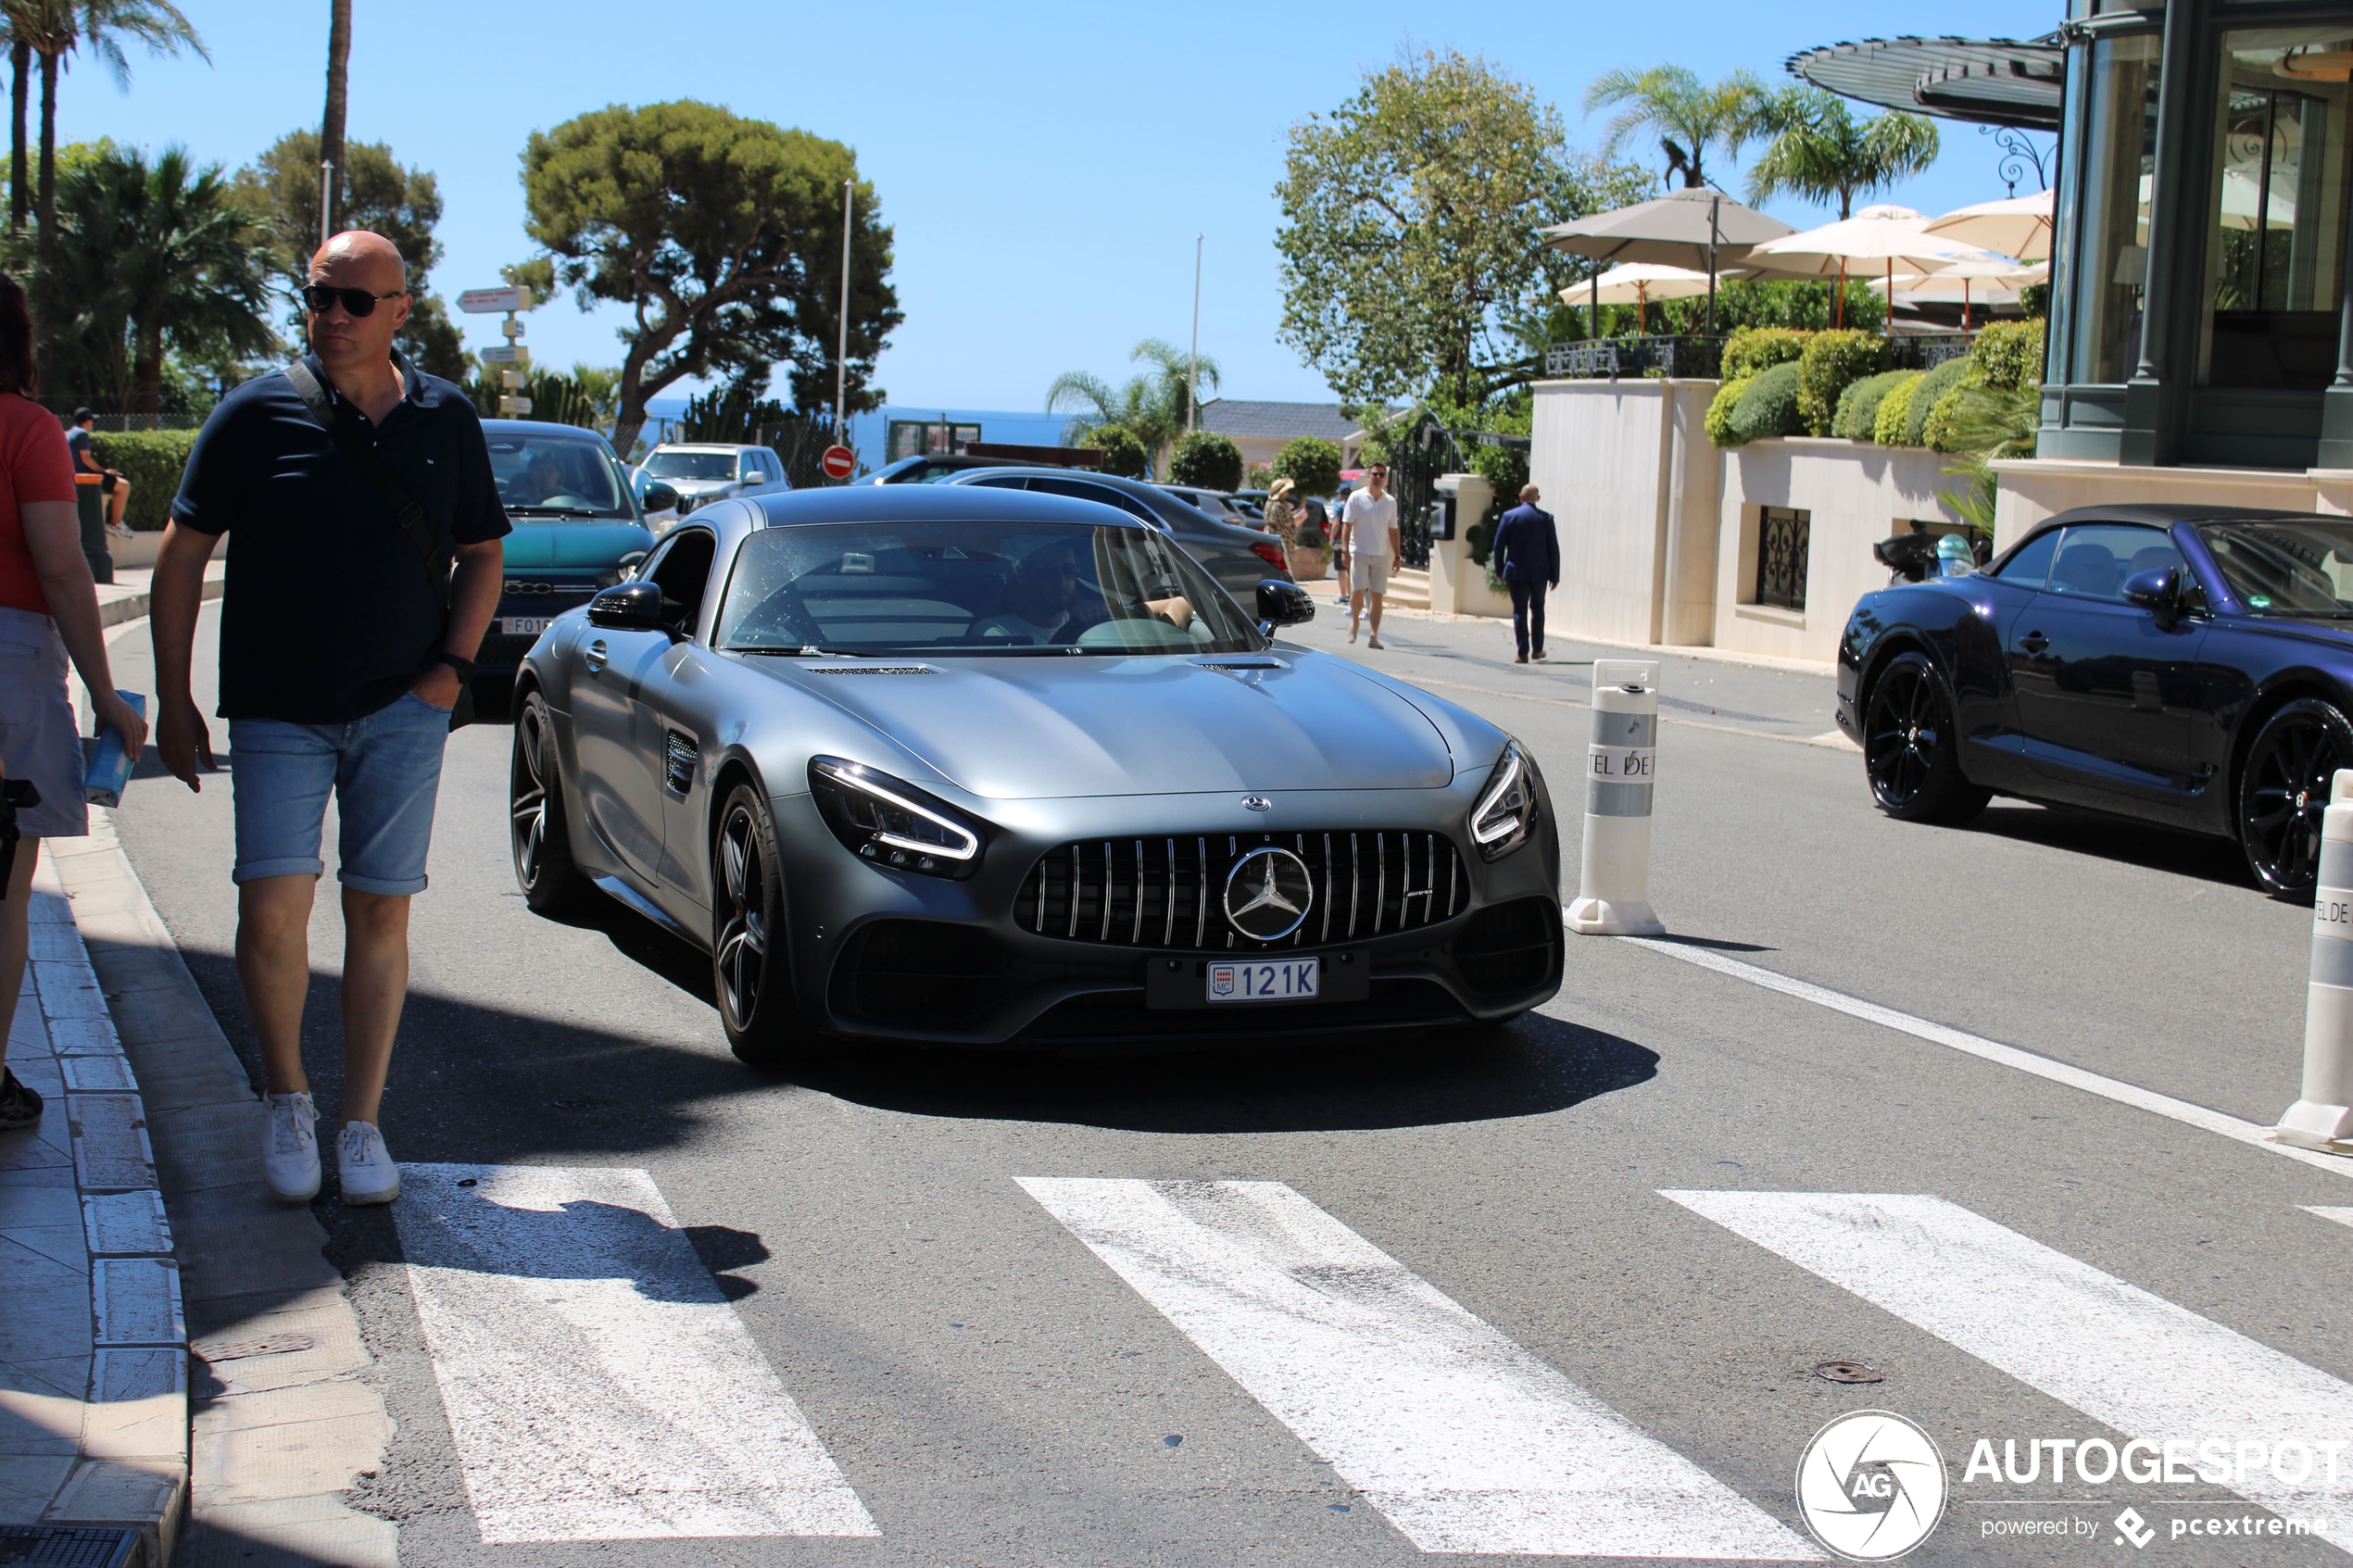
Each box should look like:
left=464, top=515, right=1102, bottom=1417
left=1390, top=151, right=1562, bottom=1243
left=1756, top=507, right=1810, bottom=611
left=1542, top=336, right=1724, bottom=381
left=1888, top=335, right=1975, bottom=371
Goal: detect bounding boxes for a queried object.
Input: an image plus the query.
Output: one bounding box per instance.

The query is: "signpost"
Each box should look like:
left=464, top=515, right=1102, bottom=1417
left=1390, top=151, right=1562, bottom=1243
left=821, top=445, right=857, bottom=482
left=459, top=287, right=535, bottom=417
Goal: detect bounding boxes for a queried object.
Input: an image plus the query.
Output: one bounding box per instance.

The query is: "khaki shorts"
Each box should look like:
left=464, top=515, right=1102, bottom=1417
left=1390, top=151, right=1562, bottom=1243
left=0, top=607, right=88, bottom=839
left=1355, top=553, right=1390, bottom=594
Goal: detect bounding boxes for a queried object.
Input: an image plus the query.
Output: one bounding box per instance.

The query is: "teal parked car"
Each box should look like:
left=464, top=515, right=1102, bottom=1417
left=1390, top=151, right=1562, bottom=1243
left=478, top=420, right=669, bottom=684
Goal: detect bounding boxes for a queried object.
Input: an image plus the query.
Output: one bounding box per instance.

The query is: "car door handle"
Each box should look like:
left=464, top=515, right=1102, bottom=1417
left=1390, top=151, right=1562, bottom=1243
left=585, top=638, right=608, bottom=673
left=2019, top=632, right=2048, bottom=655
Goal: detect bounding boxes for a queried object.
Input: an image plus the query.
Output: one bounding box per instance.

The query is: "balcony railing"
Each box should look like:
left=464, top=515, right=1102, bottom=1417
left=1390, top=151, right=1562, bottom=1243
left=1543, top=335, right=1722, bottom=382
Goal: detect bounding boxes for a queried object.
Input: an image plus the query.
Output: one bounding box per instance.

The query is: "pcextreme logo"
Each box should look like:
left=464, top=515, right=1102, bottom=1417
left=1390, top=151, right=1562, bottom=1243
left=1796, top=1411, right=1950, bottom=1561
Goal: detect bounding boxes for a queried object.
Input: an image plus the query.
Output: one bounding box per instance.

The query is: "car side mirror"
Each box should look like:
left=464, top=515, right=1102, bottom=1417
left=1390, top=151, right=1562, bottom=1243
left=1256, top=578, right=1315, bottom=632
left=640, top=482, right=679, bottom=513
left=588, top=581, right=677, bottom=637
left=2123, top=566, right=2183, bottom=625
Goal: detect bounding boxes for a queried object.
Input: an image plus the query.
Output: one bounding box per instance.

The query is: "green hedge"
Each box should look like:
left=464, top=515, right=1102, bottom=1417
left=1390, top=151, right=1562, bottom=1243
left=1168, top=431, right=1244, bottom=490
left=1088, top=424, right=1151, bottom=479
left=1872, top=373, right=1925, bottom=445
left=1271, top=435, right=1341, bottom=498
left=1705, top=376, right=1754, bottom=446
left=1901, top=357, right=1978, bottom=446
left=1727, top=362, right=1806, bottom=445
left=1971, top=318, right=2047, bottom=392
left=1721, top=327, right=1808, bottom=382
left=1798, top=330, right=1888, bottom=437
left=90, top=430, right=198, bottom=530
left=1833, top=370, right=1918, bottom=441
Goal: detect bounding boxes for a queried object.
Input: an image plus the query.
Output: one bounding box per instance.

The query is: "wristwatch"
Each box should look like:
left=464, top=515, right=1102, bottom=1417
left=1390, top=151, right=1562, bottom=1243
left=435, top=653, right=476, bottom=682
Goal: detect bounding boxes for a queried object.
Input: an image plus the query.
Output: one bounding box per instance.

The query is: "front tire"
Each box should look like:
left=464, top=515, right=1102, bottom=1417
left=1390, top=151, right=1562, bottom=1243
left=510, top=690, right=592, bottom=916
left=712, top=783, right=812, bottom=1068
left=1863, top=651, right=1991, bottom=824
left=2238, top=696, right=2353, bottom=899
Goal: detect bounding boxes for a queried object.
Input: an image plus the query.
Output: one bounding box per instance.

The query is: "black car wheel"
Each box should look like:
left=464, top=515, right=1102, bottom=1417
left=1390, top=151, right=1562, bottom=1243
left=510, top=690, right=591, bottom=916
left=1863, top=652, right=1991, bottom=824
left=2238, top=697, right=2353, bottom=899
left=712, top=783, right=811, bottom=1067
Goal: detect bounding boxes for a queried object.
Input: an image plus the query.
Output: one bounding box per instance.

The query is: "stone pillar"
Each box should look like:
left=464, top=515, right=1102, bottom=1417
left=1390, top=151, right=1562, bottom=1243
left=2120, top=0, right=2212, bottom=467
left=1427, top=472, right=1508, bottom=617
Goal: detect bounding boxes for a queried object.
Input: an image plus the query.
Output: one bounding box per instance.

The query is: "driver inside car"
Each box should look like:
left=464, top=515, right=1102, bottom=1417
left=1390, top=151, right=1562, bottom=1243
left=509, top=451, right=575, bottom=508
left=973, top=543, right=1085, bottom=644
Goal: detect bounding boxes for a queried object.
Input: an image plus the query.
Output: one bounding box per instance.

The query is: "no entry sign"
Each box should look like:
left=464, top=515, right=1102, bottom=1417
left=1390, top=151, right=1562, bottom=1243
left=820, top=445, right=857, bottom=481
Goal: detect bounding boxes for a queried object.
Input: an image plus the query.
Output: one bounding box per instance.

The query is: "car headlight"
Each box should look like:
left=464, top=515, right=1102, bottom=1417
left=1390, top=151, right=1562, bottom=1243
left=1469, top=739, right=1539, bottom=860
left=809, top=757, right=988, bottom=879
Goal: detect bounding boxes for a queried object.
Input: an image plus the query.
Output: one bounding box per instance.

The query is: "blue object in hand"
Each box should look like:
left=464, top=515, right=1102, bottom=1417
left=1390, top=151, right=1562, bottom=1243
left=83, top=690, right=144, bottom=808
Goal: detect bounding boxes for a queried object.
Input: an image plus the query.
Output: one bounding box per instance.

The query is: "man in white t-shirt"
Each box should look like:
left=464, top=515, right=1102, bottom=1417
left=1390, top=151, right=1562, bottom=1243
left=1340, top=463, right=1399, bottom=649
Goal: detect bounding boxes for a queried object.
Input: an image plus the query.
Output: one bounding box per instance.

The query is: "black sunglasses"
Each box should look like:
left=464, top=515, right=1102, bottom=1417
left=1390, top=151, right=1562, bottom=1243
left=301, top=283, right=408, bottom=318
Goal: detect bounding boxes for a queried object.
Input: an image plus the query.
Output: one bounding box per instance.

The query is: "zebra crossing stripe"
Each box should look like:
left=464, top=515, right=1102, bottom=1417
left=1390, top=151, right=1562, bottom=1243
left=1664, top=1191, right=2353, bottom=1551
left=1020, top=1176, right=1819, bottom=1561
left=2306, top=1206, right=2353, bottom=1232
left=392, top=1163, right=878, bottom=1544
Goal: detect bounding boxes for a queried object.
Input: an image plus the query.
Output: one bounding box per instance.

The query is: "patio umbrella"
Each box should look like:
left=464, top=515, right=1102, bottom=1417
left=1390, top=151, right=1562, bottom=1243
left=1541, top=188, right=1796, bottom=333
left=1743, top=205, right=2011, bottom=328
left=1921, top=191, right=2054, bottom=262
left=1558, top=263, right=1751, bottom=333
left=1875, top=258, right=2048, bottom=328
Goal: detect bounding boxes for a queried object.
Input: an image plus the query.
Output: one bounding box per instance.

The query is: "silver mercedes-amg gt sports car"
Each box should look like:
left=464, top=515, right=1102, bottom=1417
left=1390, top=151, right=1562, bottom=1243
left=507, top=483, right=1562, bottom=1062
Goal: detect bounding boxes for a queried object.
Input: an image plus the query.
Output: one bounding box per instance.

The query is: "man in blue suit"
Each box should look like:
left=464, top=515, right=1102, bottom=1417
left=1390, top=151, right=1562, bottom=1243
left=1491, top=483, right=1559, bottom=664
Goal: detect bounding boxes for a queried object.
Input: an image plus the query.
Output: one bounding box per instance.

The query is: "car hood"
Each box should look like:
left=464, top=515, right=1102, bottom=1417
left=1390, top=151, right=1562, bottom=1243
left=749, top=651, right=1456, bottom=798
left=667, top=479, right=738, bottom=499
left=501, top=521, right=653, bottom=570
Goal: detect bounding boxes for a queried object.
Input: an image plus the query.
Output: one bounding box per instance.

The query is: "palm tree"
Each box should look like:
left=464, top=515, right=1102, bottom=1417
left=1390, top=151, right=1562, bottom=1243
left=321, top=0, right=349, bottom=237
left=1045, top=338, right=1220, bottom=476
left=7, top=29, right=25, bottom=232
left=10, top=1, right=206, bottom=263
left=39, top=144, right=274, bottom=412
left=1744, top=88, right=1941, bottom=220
left=1582, top=66, right=1768, bottom=191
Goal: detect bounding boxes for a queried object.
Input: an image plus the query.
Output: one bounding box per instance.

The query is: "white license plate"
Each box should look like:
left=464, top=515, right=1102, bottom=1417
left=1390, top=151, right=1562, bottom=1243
left=1206, top=958, right=1319, bottom=1003
left=501, top=617, right=554, bottom=636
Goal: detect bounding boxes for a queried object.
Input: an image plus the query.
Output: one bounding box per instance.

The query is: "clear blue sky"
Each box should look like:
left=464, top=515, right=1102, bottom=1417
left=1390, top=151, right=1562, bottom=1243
left=61, top=0, right=2058, bottom=409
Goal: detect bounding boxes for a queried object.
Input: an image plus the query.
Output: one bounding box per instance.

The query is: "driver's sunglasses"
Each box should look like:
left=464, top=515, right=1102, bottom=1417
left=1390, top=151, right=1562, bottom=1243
left=301, top=283, right=407, bottom=318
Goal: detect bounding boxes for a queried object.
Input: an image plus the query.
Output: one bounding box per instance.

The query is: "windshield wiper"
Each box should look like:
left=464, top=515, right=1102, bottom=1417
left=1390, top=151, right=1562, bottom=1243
left=729, top=645, right=894, bottom=657
left=507, top=505, right=606, bottom=519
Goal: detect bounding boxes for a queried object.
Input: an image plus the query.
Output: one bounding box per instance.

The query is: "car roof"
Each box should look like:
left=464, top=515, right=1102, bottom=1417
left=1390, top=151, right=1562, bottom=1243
left=744, top=482, right=1144, bottom=530
left=946, top=466, right=1165, bottom=495
left=481, top=420, right=610, bottom=443
left=649, top=442, right=760, bottom=453
left=2037, top=503, right=2334, bottom=531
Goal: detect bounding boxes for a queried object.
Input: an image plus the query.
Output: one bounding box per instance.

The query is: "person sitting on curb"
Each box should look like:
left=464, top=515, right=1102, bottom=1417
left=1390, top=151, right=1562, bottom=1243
left=65, top=407, right=133, bottom=538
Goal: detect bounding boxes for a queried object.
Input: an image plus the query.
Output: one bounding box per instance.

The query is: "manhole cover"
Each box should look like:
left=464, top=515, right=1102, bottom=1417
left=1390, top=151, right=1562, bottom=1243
left=1813, top=1360, right=1883, bottom=1385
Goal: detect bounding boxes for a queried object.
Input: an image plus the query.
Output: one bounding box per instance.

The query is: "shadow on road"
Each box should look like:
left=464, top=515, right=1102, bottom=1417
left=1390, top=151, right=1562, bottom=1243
left=1957, top=799, right=2253, bottom=890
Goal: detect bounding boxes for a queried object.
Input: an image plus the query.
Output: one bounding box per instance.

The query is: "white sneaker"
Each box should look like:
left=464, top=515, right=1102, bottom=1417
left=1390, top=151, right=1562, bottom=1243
left=336, top=1122, right=400, bottom=1206
left=262, top=1092, right=320, bottom=1201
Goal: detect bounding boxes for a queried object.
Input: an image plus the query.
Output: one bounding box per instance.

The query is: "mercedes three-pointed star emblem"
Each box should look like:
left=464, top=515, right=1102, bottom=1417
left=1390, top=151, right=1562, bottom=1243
left=1223, top=847, right=1315, bottom=942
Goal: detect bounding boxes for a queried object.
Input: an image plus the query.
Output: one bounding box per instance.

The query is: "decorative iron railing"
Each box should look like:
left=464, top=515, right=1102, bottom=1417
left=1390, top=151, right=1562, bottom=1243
left=1542, top=336, right=1724, bottom=382
left=1887, top=336, right=1975, bottom=371
left=1756, top=508, right=1811, bottom=611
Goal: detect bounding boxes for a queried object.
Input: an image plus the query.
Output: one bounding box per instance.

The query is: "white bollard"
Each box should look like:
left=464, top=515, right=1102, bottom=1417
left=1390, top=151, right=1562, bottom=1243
left=1565, top=659, right=1665, bottom=936
left=2276, top=767, right=2353, bottom=1153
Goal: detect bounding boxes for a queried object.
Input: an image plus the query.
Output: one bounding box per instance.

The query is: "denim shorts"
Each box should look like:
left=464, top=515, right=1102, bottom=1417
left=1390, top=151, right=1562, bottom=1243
left=228, top=692, right=451, bottom=895
left=0, top=607, right=89, bottom=840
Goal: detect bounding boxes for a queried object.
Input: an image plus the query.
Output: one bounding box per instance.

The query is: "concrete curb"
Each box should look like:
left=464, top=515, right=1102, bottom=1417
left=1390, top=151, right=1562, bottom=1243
left=52, top=812, right=396, bottom=1567
left=0, top=852, right=185, bottom=1567
left=94, top=561, right=226, bottom=631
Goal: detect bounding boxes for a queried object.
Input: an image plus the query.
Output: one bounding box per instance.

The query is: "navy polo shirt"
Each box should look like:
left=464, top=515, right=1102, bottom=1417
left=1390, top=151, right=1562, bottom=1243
left=171, top=351, right=510, bottom=723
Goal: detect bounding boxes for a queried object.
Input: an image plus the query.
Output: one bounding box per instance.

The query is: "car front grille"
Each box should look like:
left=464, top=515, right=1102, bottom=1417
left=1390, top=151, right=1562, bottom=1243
left=1013, top=830, right=1466, bottom=951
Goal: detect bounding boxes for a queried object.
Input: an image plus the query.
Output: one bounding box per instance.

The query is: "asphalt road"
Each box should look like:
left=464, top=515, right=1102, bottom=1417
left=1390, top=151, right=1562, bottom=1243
left=107, top=601, right=2353, bottom=1566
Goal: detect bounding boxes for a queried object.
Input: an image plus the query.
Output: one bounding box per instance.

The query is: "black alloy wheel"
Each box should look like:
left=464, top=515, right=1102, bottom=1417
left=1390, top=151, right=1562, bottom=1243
left=712, top=783, right=809, bottom=1067
left=510, top=690, right=590, bottom=916
left=1863, top=652, right=1992, bottom=825
left=2238, top=697, right=2353, bottom=900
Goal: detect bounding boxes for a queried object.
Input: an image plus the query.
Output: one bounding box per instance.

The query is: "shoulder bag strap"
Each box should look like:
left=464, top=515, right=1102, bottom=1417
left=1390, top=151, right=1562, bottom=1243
left=283, top=359, right=449, bottom=612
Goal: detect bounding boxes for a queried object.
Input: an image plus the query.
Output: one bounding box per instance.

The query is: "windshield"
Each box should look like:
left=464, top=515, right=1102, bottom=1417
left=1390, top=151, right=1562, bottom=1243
left=485, top=433, right=634, bottom=519
left=645, top=449, right=736, bottom=481
left=715, top=521, right=1262, bottom=656
left=2196, top=521, right=2353, bottom=616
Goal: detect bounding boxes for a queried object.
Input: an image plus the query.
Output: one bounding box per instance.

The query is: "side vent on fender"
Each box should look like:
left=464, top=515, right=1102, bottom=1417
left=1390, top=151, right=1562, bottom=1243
left=663, top=731, right=698, bottom=796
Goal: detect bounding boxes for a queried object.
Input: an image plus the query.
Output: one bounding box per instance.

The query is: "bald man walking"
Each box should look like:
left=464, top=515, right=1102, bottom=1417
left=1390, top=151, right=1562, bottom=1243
left=153, top=232, right=508, bottom=1206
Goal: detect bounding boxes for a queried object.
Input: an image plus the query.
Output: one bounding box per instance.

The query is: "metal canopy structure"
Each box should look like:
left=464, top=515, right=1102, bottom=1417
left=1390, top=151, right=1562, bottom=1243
left=1787, top=35, right=2065, bottom=131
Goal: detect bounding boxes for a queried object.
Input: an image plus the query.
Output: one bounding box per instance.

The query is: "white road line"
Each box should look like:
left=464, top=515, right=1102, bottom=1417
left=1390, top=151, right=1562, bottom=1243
left=1020, top=1176, right=1819, bottom=1562
left=392, top=1163, right=878, bottom=1544
left=1664, top=1191, right=2353, bottom=1549
left=1616, top=934, right=2353, bottom=1180
left=2306, top=1206, right=2353, bottom=1232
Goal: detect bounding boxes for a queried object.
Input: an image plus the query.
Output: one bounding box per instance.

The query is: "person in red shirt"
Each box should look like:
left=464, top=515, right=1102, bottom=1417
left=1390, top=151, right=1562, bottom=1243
left=0, top=275, right=146, bottom=1129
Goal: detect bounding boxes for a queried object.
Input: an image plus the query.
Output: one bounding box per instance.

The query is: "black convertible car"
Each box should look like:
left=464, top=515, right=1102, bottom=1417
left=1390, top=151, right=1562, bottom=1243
left=1836, top=504, right=2353, bottom=898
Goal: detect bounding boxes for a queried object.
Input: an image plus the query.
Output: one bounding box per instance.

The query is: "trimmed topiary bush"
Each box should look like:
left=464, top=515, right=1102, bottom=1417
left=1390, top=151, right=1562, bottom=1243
left=1923, top=385, right=1984, bottom=454
left=90, top=429, right=199, bottom=530
left=1271, top=434, right=1341, bottom=499
left=1721, top=326, right=1808, bottom=382
left=1088, top=423, right=1150, bottom=478
left=1727, top=362, right=1806, bottom=445
left=1901, top=357, right=1978, bottom=446
left=1833, top=370, right=1917, bottom=442
left=1872, top=372, right=1925, bottom=445
left=1705, top=376, right=1755, bottom=446
left=1798, top=330, right=1889, bottom=436
left=1168, top=431, right=1244, bottom=491
left=1970, top=319, right=2047, bottom=392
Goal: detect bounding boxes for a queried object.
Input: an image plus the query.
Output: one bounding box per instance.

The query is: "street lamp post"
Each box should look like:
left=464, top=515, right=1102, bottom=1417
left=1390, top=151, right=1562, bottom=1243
left=836, top=177, right=852, bottom=438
